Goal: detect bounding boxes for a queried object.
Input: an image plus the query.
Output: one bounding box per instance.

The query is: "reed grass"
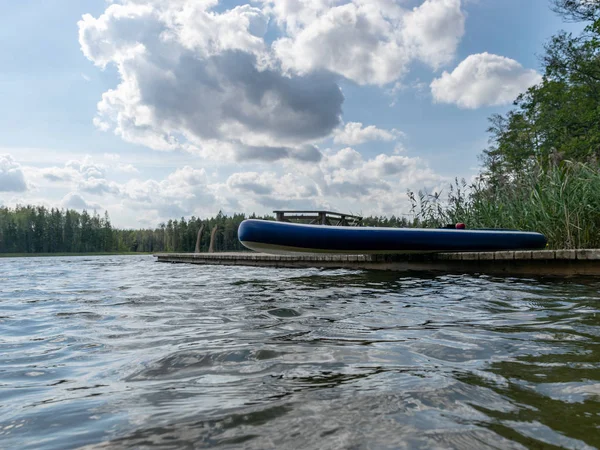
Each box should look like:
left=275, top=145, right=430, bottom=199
left=408, top=160, right=600, bottom=249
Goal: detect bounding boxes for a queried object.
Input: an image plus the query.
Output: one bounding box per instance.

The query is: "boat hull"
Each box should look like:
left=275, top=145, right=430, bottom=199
left=238, top=220, right=547, bottom=254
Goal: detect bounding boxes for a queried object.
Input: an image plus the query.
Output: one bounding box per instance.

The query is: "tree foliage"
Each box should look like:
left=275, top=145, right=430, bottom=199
left=0, top=206, right=267, bottom=254
left=482, top=0, right=600, bottom=182
left=0, top=206, right=111, bottom=254
left=0, top=206, right=416, bottom=255
left=551, top=0, right=600, bottom=23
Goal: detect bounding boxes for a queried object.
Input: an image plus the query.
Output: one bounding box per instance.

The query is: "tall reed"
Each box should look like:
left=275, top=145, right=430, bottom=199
left=408, top=161, right=600, bottom=249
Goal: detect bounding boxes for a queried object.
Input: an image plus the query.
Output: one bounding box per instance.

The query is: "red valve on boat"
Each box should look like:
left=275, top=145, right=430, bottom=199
left=455, top=223, right=466, bottom=229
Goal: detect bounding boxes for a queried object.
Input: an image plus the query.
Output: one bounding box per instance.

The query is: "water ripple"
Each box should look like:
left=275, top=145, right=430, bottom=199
left=0, top=255, right=599, bottom=449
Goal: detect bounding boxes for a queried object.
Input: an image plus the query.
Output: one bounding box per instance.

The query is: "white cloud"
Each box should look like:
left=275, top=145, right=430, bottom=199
left=333, top=122, right=402, bottom=146
left=260, top=0, right=339, bottom=35
left=227, top=172, right=275, bottom=196
left=63, top=0, right=481, bottom=225
left=162, top=3, right=269, bottom=58
left=78, top=1, right=344, bottom=161
left=79, top=0, right=468, bottom=160
left=316, top=149, right=446, bottom=216
left=0, top=155, right=27, bottom=192
left=6, top=148, right=448, bottom=227
left=321, top=152, right=440, bottom=197
left=25, top=156, right=222, bottom=224
left=61, top=193, right=101, bottom=210
left=117, top=163, right=139, bottom=173
left=234, top=144, right=323, bottom=163
left=269, top=0, right=465, bottom=85
left=227, top=170, right=323, bottom=209
left=41, top=166, right=77, bottom=183
left=225, top=147, right=446, bottom=215
left=66, top=158, right=106, bottom=179
left=79, top=177, right=121, bottom=196
left=430, top=52, right=542, bottom=109
left=402, top=0, right=465, bottom=69
left=40, top=157, right=115, bottom=194
left=322, top=147, right=363, bottom=170
left=120, top=166, right=218, bottom=220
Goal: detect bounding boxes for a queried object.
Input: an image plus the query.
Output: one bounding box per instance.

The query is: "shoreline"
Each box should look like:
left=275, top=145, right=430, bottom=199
left=0, top=252, right=154, bottom=258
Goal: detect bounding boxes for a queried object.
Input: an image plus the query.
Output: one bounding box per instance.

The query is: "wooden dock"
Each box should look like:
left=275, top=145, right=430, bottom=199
left=154, top=250, right=600, bottom=277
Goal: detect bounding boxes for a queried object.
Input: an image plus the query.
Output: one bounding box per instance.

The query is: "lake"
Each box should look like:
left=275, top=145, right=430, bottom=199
left=1, top=255, right=599, bottom=449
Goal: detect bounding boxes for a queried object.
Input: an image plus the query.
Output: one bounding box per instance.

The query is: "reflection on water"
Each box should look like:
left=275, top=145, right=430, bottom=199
left=0, top=255, right=599, bottom=449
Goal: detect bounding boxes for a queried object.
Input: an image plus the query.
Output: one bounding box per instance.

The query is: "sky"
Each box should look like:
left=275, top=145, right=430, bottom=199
left=0, top=0, right=581, bottom=228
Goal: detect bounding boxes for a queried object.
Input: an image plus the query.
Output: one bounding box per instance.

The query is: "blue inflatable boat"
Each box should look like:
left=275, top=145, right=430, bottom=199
left=238, top=219, right=547, bottom=254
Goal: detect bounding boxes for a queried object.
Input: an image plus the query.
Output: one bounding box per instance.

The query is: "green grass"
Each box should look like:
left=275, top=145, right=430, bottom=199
left=409, top=160, right=600, bottom=249
left=0, top=252, right=154, bottom=258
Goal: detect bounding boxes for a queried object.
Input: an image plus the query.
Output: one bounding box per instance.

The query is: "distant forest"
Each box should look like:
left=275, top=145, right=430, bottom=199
left=0, top=205, right=412, bottom=254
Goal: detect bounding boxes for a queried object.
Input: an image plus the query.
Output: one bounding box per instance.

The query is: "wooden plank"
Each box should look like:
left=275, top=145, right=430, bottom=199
left=154, top=250, right=600, bottom=277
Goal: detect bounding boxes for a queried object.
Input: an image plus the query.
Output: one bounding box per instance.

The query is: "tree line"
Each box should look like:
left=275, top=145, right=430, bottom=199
left=0, top=206, right=245, bottom=254
left=0, top=205, right=417, bottom=254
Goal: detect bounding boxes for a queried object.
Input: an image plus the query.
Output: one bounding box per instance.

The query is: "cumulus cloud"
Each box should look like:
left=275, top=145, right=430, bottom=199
left=72, top=0, right=472, bottom=224
left=234, top=144, right=323, bottom=163
left=42, top=167, right=75, bottom=183
left=120, top=166, right=218, bottom=219
left=228, top=172, right=275, bottom=196
left=225, top=147, right=445, bottom=214
left=66, top=158, right=106, bottom=179
left=40, top=157, right=121, bottom=196
left=333, top=122, right=402, bottom=146
left=17, top=150, right=446, bottom=226
left=117, top=163, right=139, bottom=173
left=79, top=0, right=468, bottom=159
left=0, top=155, right=27, bottom=192
left=79, top=178, right=121, bottom=196
left=78, top=2, right=344, bottom=161
left=402, top=0, right=465, bottom=70
left=430, top=52, right=542, bottom=109
left=61, top=193, right=101, bottom=210
left=321, top=152, right=439, bottom=198
left=227, top=170, right=322, bottom=209
left=322, top=147, right=363, bottom=170
left=270, top=0, right=465, bottom=85
left=316, top=149, right=445, bottom=216
left=31, top=156, right=220, bottom=223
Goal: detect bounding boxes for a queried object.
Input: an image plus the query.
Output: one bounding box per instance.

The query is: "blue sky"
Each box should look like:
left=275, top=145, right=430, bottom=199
left=0, top=0, right=581, bottom=227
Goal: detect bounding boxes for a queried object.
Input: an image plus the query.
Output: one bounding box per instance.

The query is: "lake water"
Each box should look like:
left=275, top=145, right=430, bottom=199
left=0, top=255, right=599, bottom=449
